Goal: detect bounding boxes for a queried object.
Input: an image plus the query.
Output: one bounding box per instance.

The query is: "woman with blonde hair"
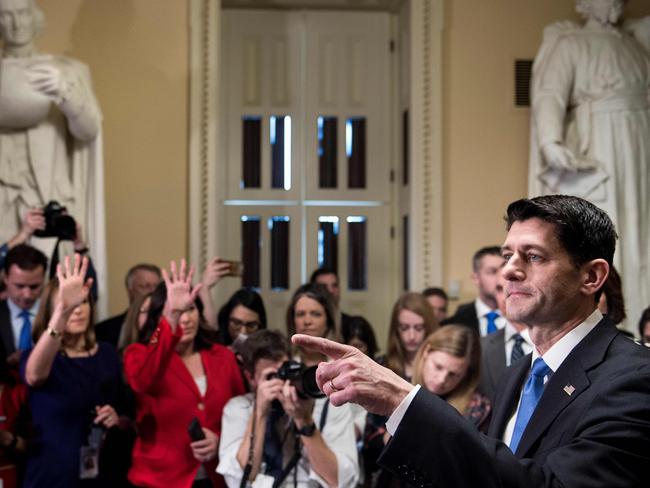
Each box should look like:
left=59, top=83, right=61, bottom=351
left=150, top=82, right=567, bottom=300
left=412, top=325, right=490, bottom=430
left=384, top=292, right=438, bottom=381
left=118, top=292, right=152, bottom=351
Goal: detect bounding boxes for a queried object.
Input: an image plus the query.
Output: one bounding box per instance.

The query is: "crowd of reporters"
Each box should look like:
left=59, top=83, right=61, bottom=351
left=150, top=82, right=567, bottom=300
left=0, top=213, right=648, bottom=488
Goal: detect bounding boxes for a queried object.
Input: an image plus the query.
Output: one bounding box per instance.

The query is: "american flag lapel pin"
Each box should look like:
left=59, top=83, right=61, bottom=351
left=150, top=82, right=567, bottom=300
left=563, top=384, right=575, bottom=396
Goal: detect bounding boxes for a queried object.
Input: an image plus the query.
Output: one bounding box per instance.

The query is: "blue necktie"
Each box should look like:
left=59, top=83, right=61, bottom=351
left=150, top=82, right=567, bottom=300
left=510, top=333, right=525, bottom=365
left=18, top=309, right=32, bottom=351
left=486, top=311, right=499, bottom=334
left=509, top=358, right=552, bottom=453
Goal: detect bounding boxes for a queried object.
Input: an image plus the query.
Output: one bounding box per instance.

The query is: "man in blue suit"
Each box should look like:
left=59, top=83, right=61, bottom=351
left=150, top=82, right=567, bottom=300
left=294, top=195, right=650, bottom=488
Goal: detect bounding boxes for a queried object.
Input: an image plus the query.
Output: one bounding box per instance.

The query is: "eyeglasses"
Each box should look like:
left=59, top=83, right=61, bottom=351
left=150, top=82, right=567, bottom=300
left=228, top=317, right=261, bottom=332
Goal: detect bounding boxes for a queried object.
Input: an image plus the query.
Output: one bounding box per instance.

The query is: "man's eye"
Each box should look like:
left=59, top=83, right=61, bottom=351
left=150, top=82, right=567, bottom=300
left=528, top=254, right=542, bottom=262
left=502, top=253, right=513, bottom=261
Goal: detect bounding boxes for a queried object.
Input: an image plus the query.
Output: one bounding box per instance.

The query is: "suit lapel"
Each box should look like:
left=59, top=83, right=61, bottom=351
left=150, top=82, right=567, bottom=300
left=514, top=319, right=618, bottom=457
left=486, top=329, right=507, bottom=386
left=487, top=352, right=530, bottom=439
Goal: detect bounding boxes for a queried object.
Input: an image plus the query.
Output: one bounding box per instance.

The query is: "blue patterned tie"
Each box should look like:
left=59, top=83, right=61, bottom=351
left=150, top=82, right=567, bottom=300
left=18, top=309, right=32, bottom=351
left=486, top=310, right=499, bottom=334
left=510, top=334, right=525, bottom=364
left=509, top=358, right=552, bottom=453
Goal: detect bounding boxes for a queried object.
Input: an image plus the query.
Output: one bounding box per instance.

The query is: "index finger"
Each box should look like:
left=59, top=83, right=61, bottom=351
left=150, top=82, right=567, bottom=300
left=291, top=334, right=354, bottom=360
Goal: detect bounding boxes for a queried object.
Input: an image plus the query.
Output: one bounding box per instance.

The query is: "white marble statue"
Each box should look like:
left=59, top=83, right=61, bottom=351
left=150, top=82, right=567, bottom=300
left=529, top=0, right=650, bottom=329
left=0, top=0, right=107, bottom=315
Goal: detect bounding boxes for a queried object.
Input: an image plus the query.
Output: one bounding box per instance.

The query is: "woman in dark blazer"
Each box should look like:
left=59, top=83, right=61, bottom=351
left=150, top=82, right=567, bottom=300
left=124, top=260, right=245, bottom=488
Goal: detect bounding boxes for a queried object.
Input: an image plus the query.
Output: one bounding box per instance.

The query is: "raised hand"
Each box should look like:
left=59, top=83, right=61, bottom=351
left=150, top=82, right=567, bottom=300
left=201, top=257, right=231, bottom=290
left=56, top=254, right=93, bottom=315
left=162, top=259, right=202, bottom=327
left=291, top=334, right=414, bottom=417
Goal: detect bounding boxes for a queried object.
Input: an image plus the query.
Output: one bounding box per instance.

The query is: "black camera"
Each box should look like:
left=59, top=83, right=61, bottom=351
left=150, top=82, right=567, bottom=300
left=268, top=360, right=325, bottom=399
left=34, top=201, right=77, bottom=240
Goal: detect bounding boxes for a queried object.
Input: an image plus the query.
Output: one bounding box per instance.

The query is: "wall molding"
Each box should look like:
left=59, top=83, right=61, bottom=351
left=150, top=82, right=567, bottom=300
left=409, top=0, right=444, bottom=288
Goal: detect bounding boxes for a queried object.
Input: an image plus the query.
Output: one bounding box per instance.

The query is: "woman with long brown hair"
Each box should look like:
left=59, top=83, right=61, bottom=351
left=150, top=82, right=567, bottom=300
left=384, top=292, right=438, bottom=381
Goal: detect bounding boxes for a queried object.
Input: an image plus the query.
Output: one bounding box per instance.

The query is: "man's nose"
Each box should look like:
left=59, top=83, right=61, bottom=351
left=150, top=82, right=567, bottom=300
left=503, top=255, right=524, bottom=281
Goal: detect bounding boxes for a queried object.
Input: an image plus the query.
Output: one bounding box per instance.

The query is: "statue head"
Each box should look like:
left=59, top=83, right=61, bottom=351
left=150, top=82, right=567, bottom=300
left=0, top=0, right=45, bottom=49
left=576, top=0, right=627, bottom=25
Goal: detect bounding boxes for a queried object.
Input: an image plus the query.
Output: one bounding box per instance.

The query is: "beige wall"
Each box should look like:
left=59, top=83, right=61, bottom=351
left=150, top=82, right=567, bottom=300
left=442, top=0, right=650, bottom=309
left=38, top=0, right=188, bottom=315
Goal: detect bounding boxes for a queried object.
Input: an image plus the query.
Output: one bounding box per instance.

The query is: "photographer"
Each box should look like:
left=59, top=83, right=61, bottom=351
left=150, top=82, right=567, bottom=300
left=218, top=327, right=358, bottom=488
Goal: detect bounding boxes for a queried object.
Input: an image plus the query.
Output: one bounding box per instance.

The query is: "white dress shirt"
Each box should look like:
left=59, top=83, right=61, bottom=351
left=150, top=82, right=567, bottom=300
left=476, top=298, right=506, bottom=337
left=501, top=309, right=602, bottom=446
left=218, top=393, right=359, bottom=488
left=504, top=322, right=534, bottom=367
left=387, top=309, right=604, bottom=444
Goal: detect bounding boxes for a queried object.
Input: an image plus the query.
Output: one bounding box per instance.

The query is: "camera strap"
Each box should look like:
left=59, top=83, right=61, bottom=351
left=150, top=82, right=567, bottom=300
left=271, top=400, right=330, bottom=488
left=240, top=396, right=258, bottom=488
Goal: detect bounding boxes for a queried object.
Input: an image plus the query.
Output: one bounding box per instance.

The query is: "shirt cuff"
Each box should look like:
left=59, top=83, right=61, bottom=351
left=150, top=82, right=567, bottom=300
left=385, top=384, right=420, bottom=436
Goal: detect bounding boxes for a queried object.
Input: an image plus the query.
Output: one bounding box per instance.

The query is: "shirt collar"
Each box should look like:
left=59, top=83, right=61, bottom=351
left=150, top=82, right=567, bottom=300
left=531, top=308, right=603, bottom=373
left=7, top=298, right=40, bottom=318
left=475, top=297, right=497, bottom=318
left=504, top=320, right=531, bottom=346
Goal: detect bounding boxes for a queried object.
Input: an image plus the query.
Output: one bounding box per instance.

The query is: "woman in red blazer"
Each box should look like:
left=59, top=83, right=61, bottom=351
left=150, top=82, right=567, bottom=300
left=124, top=260, right=245, bottom=488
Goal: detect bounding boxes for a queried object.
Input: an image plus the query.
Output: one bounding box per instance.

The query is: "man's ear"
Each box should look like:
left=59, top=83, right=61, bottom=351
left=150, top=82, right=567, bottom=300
left=580, top=259, right=609, bottom=298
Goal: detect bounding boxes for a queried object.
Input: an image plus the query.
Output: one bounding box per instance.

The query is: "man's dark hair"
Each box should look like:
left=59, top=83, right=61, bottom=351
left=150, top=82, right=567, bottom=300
left=124, top=263, right=162, bottom=289
left=3, top=244, right=47, bottom=274
left=422, top=287, right=448, bottom=301
left=309, top=267, right=339, bottom=284
left=240, top=329, right=289, bottom=373
left=506, top=195, right=617, bottom=302
left=506, top=195, right=617, bottom=267
left=472, top=246, right=502, bottom=272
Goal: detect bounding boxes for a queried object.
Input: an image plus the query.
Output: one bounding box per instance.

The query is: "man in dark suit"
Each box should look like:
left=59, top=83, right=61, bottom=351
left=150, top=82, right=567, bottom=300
left=479, top=269, right=533, bottom=402
left=441, top=246, right=505, bottom=336
left=95, top=263, right=161, bottom=347
left=0, top=244, right=48, bottom=365
left=294, top=195, right=650, bottom=487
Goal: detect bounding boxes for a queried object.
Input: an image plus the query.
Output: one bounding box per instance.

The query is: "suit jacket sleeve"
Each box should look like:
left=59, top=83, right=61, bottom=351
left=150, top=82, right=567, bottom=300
left=123, top=318, right=182, bottom=395
left=379, top=370, right=650, bottom=488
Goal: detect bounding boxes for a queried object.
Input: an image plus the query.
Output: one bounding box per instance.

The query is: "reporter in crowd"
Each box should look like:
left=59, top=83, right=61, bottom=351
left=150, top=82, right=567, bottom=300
left=218, top=327, right=358, bottom=488
left=124, top=260, right=244, bottom=488
left=383, top=292, right=438, bottom=382
left=217, top=289, right=267, bottom=350
left=0, top=209, right=45, bottom=271
left=22, top=255, right=122, bottom=487
left=342, top=316, right=378, bottom=360
left=412, top=325, right=490, bottom=431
